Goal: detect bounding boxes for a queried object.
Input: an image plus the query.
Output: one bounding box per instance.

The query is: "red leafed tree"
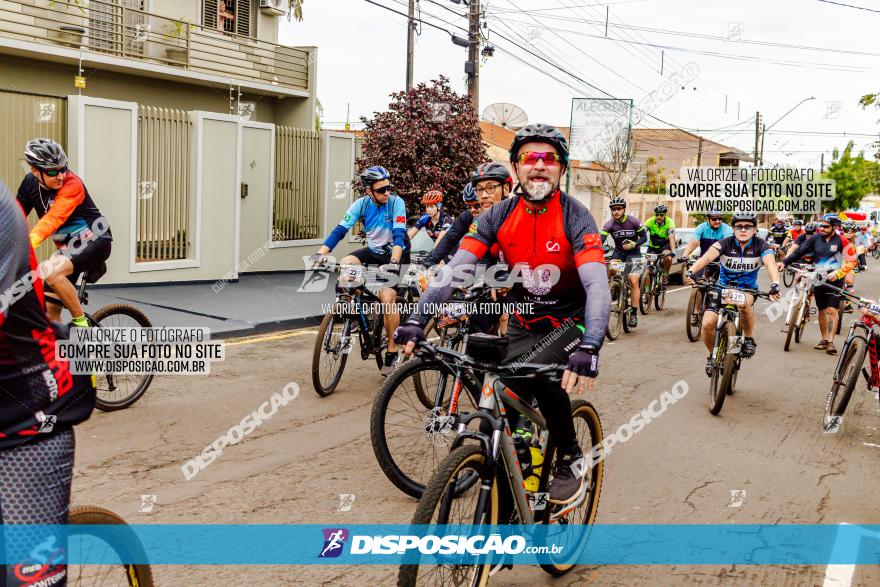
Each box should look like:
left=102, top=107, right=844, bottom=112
left=356, top=76, right=488, bottom=219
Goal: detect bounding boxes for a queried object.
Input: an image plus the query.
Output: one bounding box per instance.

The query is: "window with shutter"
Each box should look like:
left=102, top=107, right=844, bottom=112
left=203, top=0, right=255, bottom=36
left=203, top=0, right=219, bottom=30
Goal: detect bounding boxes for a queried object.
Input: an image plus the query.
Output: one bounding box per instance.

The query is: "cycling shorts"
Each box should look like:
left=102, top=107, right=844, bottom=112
left=646, top=245, right=670, bottom=254
left=0, top=429, right=74, bottom=587
left=609, top=251, right=645, bottom=277
left=813, top=283, right=841, bottom=311
left=349, top=247, right=411, bottom=267
left=49, top=236, right=111, bottom=288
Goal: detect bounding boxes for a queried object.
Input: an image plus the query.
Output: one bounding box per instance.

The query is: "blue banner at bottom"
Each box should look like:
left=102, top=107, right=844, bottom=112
left=0, top=524, right=877, bottom=565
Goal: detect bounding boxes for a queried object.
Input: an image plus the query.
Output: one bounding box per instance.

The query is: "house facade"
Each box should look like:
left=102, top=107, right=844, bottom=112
left=1, top=0, right=357, bottom=284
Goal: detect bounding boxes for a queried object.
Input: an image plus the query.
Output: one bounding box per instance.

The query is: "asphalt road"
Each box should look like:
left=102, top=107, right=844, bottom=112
left=72, top=265, right=880, bottom=586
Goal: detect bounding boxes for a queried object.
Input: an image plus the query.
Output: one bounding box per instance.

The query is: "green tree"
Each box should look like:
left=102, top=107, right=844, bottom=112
left=356, top=76, right=488, bottom=218
left=822, top=141, right=876, bottom=212
left=288, top=0, right=305, bottom=21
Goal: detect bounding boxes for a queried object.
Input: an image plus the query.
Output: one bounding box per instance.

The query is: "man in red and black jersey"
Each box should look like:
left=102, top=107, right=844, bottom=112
left=395, top=124, right=611, bottom=505
left=1, top=181, right=96, bottom=586
left=16, top=139, right=112, bottom=328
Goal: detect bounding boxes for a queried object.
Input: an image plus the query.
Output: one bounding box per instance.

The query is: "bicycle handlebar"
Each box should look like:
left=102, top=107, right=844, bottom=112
left=414, top=339, right=566, bottom=380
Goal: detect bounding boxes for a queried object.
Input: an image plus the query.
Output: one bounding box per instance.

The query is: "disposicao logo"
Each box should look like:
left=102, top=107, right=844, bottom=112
left=318, top=529, right=348, bottom=558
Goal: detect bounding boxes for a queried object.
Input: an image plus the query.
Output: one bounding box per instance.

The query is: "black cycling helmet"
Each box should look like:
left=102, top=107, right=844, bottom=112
left=842, top=220, right=857, bottom=232
left=654, top=204, right=668, bottom=214
left=470, top=162, right=513, bottom=189
left=804, top=222, right=817, bottom=234
left=731, top=212, right=758, bottom=226
left=24, top=138, right=68, bottom=171
left=609, top=196, right=627, bottom=209
left=509, top=123, right=569, bottom=167
left=461, top=183, right=477, bottom=203
left=359, top=165, right=390, bottom=189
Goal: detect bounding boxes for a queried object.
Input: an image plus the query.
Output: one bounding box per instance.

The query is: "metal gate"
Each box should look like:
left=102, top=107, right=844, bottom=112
left=0, top=90, right=67, bottom=261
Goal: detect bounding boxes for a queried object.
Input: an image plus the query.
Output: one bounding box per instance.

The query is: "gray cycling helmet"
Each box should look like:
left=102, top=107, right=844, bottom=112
left=509, top=123, right=569, bottom=167
left=731, top=212, right=758, bottom=226
left=24, top=138, right=68, bottom=171
left=804, top=222, right=817, bottom=234
left=609, top=197, right=627, bottom=209
left=470, top=162, right=513, bottom=189
left=654, top=204, right=668, bottom=214
left=461, top=183, right=477, bottom=203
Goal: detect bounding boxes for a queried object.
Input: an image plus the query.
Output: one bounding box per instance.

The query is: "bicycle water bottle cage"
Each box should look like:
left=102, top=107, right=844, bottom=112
left=466, top=332, right=509, bottom=362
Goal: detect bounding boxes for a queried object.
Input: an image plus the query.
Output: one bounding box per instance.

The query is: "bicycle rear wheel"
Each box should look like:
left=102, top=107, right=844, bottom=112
left=784, top=298, right=803, bottom=352
left=783, top=268, right=794, bottom=288
left=67, top=506, right=154, bottom=587
left=311, top=312, right=350, bottom=396
left=685, top=288, right=703, bottom=342
left=371, top=359, right=478, bottom=498
left=397, top=444, right=497, bottom=587
left=653, top=281, right=667, bottom=311
left=795, top=296, right=810, bottom=343
left=89, top=305, right=154, bottom=411
left=538, top=399, right=604, bottom=577
left=824, top=337, right=868, bottom=430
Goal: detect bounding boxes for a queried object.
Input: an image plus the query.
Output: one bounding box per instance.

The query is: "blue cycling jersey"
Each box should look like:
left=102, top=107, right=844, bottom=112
left=693, top=221, right=733, bottom=256
left=323, top=195, right=408, bottom=254
left=711, top=235, right=773, bottom=289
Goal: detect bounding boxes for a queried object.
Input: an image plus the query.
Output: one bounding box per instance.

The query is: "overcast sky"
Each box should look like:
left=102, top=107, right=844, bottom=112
left=280, top=0, right=880, bottom=169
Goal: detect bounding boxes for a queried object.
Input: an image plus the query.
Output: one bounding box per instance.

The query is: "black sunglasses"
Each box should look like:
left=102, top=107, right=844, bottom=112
left=373, top=185, right=394, bottom=195
left=819, top=224, right=832, bottom=229
left=708, top=217, right=722, bottom=221
left=40, top=167, right=67, bottom=177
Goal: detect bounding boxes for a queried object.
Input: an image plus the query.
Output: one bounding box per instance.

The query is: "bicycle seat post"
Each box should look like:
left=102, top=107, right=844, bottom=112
left=77, top=276, right=89, bottom=306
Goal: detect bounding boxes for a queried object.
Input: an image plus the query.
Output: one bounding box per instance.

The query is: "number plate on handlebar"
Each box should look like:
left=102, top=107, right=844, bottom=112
left=867, top=303, right=880, bottom=316
left=721, top=289, right=746, bottom=305
left=609, top=259, right=626, bottom=272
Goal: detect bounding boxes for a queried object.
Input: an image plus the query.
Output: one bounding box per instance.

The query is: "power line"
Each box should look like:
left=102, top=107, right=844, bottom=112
left=817, top=0, right=880, bottom=14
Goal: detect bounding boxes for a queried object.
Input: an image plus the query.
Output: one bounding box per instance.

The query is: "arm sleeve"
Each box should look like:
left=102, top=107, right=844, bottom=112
left=837, top=236, right=859, bottom=276
left=578, top=263, right=611, bottom=349
left=29, top=176, right=86, bottom=247
left=459, top=206, right=500, bottom=259
left=427, top=213, right=467, bottom=266
left=323, top=199, right=363, bottom=251
left=0, top=189, right=30, bottom=327
left=408, top=248, right=481, bottom=326
left=634, top=221, right=648, bottom=247
left=392, top=198, right=407, bottom=248
left=567, top=206, right=605, bottom=266
left=414, top=214, right=429, bottom=229
left=782, top=235, right=813, bottom=265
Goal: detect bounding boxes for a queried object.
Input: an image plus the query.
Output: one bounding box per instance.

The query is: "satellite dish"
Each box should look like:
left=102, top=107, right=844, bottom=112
left=481, top=103, right=528, bottom=130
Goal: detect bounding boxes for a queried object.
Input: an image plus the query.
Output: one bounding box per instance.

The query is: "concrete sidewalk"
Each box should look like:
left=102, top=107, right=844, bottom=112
left=86, top=272, right=333, bottom=338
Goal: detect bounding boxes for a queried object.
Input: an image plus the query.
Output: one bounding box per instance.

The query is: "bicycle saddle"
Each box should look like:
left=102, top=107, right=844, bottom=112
left=84, top=262, right=107, bottom=284
left=466, top=332, right=509, bottom=362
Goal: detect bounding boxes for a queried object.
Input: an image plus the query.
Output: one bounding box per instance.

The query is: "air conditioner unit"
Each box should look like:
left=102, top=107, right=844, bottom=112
left=259, top=0, right=287, bottom=17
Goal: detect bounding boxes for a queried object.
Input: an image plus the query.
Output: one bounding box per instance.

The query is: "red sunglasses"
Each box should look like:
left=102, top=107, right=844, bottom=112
left=517, top=152, right=562, bottom=166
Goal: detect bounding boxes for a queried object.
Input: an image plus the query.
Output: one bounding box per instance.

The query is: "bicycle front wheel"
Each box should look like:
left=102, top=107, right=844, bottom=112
left=89, top=305, right=154, bottom=411
left=606, top=280, right=623, bottom=341
left=784, top=298, right=803, bottom=352
left=708, top=321, right=735, bottom=415
left=783, top=268, right=794, bottom=288
left=397, top=444, right=497, bottom=587
left=538, top=399, right=604, bottom=577
left=67, top=506, right=154, bottom=587
left=653, top=281, right=667, bottom=311
left=638, top=272, right=652, bottom=315
left=824, top=336, right=868, bottom=429
left=311, top=312, right=350, bottom=396
left=371, top=358, right=477, bottom=498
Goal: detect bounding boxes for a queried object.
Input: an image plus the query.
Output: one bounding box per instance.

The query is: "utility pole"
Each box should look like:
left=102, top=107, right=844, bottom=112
left=406, top=0, right=415, bottom=91
left=466, top=0, right=480, bottom=114
left=696, top=137, right=703, bottom=166
left=759, top=123, right=766, bottom=165
left=820, top=152, right=824, bottom=173
left=753, top=112, right=761, bottom=167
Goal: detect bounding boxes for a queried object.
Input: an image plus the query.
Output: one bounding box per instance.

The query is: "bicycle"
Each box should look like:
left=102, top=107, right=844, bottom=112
left=697, top=281, right=773, bottom=415
left=45, top=263, right=154, bottom=411
left=870, top=242, right=880, bottom=260
left=311, top=260, right=426, bottom=396
left=683, top=260, right=718, bottom=343
left=823, top=291, right=880, bottom=432
left=371, top=285, right=498, bottom=498
left=639, top=252, right=672, bottom=314
left=606, top=258, right=641, bottom=340
left=782, top=264, right=817, bottom=352
left=397, top=336, right=603, bottom=586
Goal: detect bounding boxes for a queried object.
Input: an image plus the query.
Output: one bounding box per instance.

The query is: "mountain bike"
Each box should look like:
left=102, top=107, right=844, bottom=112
left=397, top=337, right=603, bottom=586
left=823, top=291, right=880, bottom=432
left=871, top=242, right=880, bottom=260
left=371, top=285, right=495, bottom=499
left=606, top=258, right=640, bottom=340
left=697, top=282, right=773, bottom=415
left=45, top=263, right=154, bottom=411
left=311, top=261, right=427, bottom=396
left=683, top=260, right=718, bottom=343
left=639, top=252, right=672, bottom=314
left=782, top=264, right=817, bottom=352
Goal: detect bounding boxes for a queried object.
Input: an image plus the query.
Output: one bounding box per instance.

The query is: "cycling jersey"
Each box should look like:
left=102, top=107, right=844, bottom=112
left=323, top=195, right=408, bottom=255
left=789, top=228, right=805, bottom=242
left=768, top=224, right=788, bottom=245
left=414, top=211, right=452, bottom=241
left=711, top=235, right=774, bottom=289
left=784, top=233, right=855, bottom=274
left=601, top=215, right=646, bottom=255
left=693, top=221, right=733, bottom=256
left=0, top=186, right=95, bottom=449
left=457, top=190, right=608, bottom=345
left=644, top=216, right=675, bottom=250
left=427, top=210, right=472, bottom=266
left=794, top=233, right=813, bottom=263
left=16, top=172, right=111, bottom=247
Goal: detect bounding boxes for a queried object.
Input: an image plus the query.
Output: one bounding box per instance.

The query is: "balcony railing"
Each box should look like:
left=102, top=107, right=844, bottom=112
left=0, top=0, right=310, bottom=92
